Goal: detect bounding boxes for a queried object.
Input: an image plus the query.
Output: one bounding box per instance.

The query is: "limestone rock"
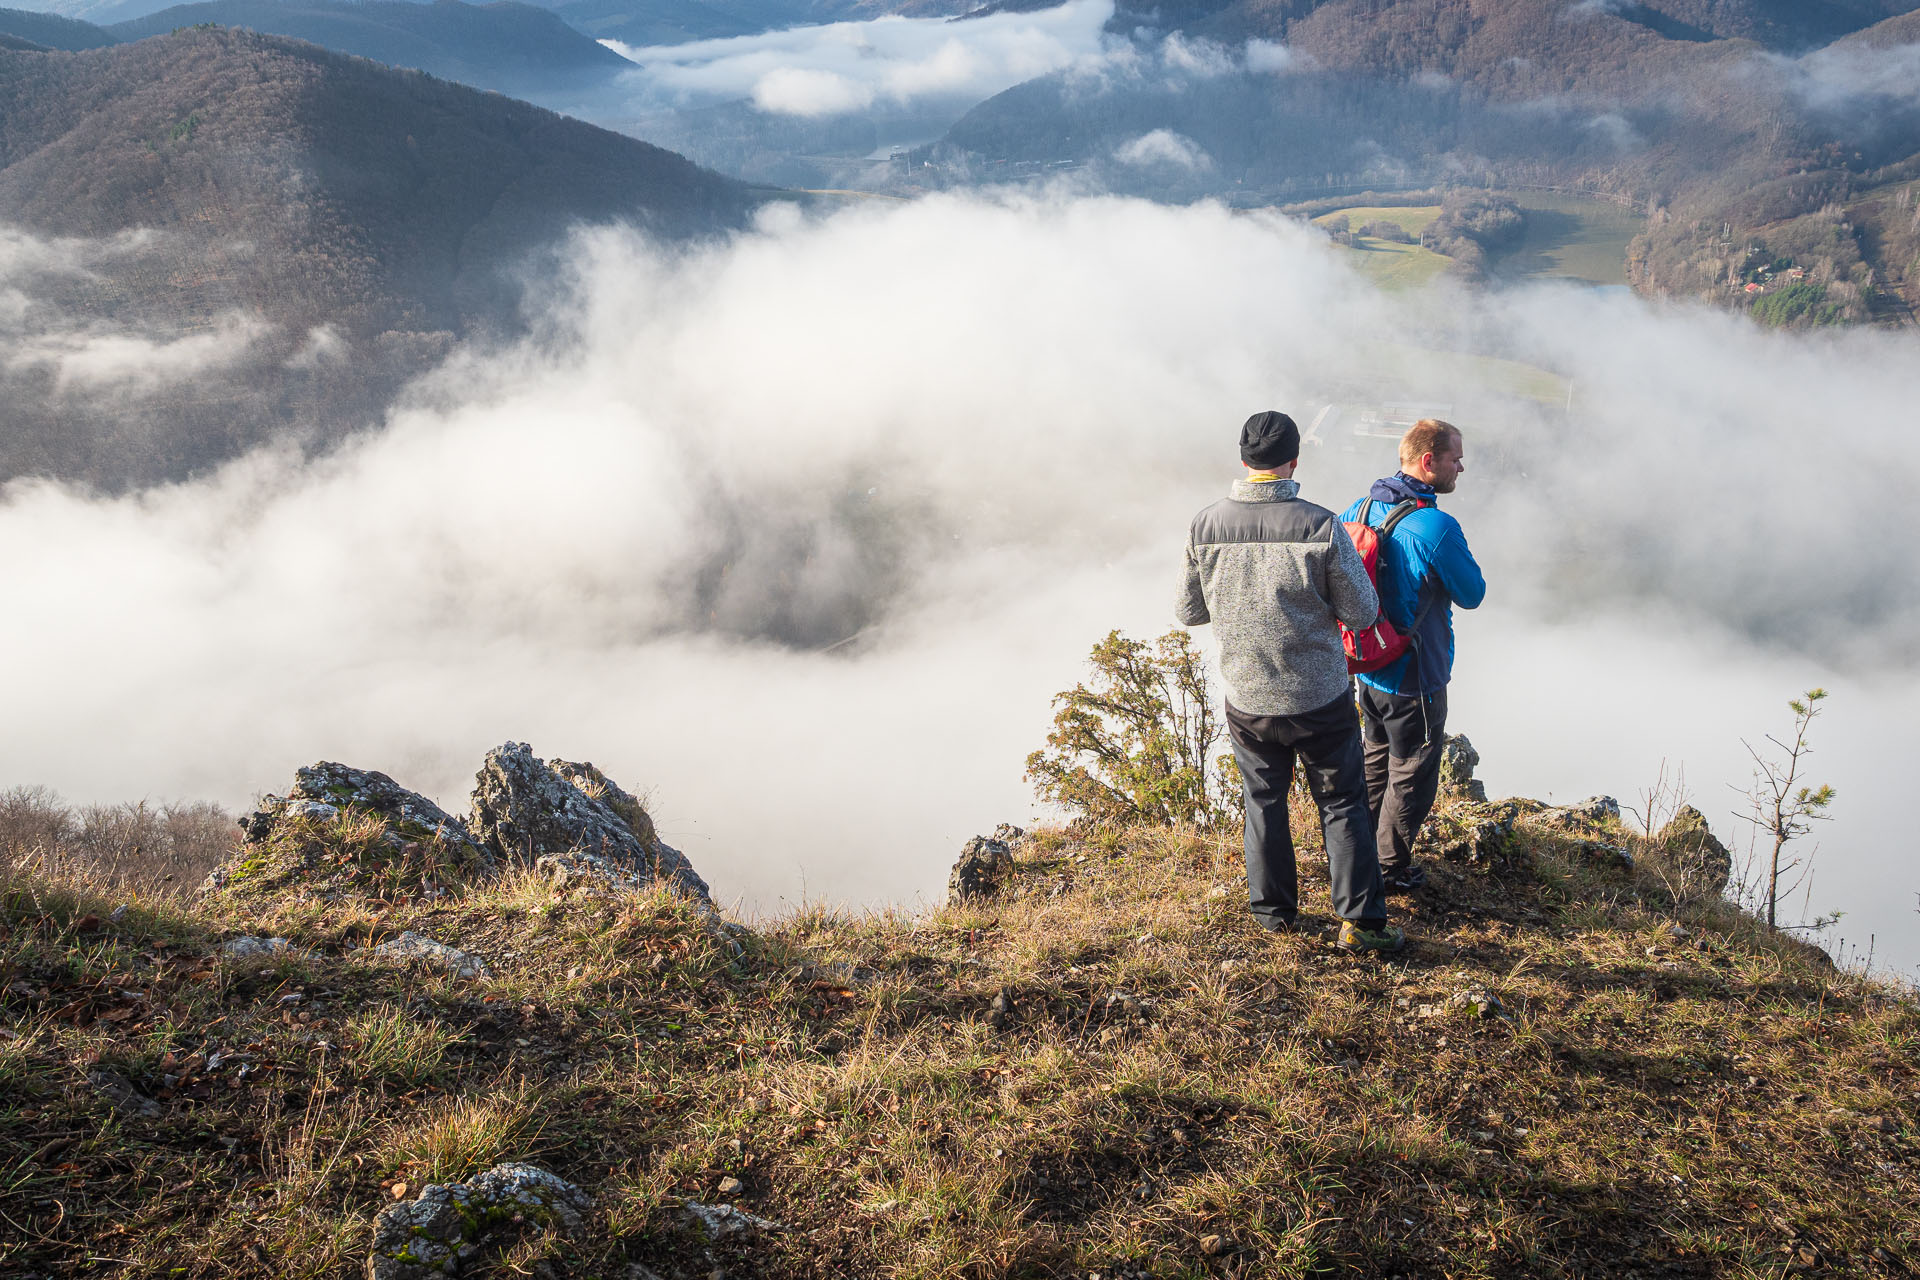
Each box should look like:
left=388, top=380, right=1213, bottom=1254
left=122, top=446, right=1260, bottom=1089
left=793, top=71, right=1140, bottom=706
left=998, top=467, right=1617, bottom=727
left=366, top=1162, right=590, bottom=1280
left=236, top=762, right=488, bottom=864
left=1430, top=800, right=1519, bottom=864
left=220, top=936, right=302, bottom=960
left=1438, top=734, right=1486, bottom=802
left=469, top=743, right=709, bottom=902
left=368, top=931, right=489, bottom=979
left=1449, top=985, right=1507, bottom=1019
left=552, top=760, right=658, bottom=847
left=1535, top=796, right=1621, bottom=833
left=948, top=835, right=1015, bottom=902
left=681, top=1199, right=784, bottom=1239
left=1657, top=805, right=1732, bottom=894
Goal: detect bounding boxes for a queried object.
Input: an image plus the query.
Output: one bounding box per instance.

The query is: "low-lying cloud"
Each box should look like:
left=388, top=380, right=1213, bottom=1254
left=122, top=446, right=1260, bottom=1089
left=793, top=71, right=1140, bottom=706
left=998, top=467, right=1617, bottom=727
left=600, top=0, right=1118, bottom=117
left=1114, top=128, right=1212, bottom=169
left=2, top=193, right=1916, bottom=974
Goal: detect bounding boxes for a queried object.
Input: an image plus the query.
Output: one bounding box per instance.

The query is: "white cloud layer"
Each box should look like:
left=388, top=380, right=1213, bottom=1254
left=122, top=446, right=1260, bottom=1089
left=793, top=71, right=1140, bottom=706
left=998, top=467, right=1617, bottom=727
left=2, top=193, right=1917, bottom=978
left=601, top=0, right=1119, bottom=116
left=1114, top=128, right=1212, bottom=169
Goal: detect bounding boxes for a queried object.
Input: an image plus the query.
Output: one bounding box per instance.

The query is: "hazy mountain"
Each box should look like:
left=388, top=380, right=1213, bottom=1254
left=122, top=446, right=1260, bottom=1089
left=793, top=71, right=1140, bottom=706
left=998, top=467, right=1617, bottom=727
left=1836, top=7, right=1920, bottom=45
left=0, top=3, right=115, bottom=46
left=1139, top=0, right=1920, bottom=52
left=110, top=0, right=631, bottom=94
left=928, top=0, right=1920, bottom=320
left=0, top=26, right=757, bottom=487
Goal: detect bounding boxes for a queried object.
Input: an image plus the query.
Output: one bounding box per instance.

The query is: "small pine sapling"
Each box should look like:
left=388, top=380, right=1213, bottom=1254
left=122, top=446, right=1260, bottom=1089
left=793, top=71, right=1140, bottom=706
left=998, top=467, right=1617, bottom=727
left=1736, top=688, right=1836, bottom=929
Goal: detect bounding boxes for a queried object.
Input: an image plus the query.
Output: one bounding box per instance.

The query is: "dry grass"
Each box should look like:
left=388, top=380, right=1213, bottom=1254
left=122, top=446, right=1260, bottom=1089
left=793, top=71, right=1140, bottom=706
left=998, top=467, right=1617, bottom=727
left=1, top=784, right=236, bottom=900
left=0, top=794, right=1914, bottom=1279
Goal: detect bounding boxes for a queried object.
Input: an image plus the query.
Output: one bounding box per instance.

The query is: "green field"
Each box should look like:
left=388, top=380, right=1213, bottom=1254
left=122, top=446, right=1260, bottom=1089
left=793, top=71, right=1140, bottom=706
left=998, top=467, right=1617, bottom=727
left=1314, top=205, right=1451, bottom=289
left=1311, top=195, right=1642, bottom=290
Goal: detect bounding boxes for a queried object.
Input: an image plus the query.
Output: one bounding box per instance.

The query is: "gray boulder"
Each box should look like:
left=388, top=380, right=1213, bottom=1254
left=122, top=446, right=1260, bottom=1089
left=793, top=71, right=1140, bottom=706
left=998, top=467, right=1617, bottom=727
left=469, top=743, right=709, bottom=902
left=1534, top=795, right=1621, bottom=833
left=1438, top=735, right=1487, bottom=802
left=238, top=762, right=488, bottom=866
left=1656, top=805, right=1733, bottom=894
left=1431, top=800, right=1520, bottom=864
left=949, top=835, right=1015, bottom=902
left=366, top=1163, right=589, bottom=1280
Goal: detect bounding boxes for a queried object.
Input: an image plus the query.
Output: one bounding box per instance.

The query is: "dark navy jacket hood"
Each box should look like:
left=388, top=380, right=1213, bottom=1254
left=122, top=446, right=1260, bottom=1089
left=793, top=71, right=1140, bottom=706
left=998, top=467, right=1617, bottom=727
left=1369, top=472, right=1436, bottom=506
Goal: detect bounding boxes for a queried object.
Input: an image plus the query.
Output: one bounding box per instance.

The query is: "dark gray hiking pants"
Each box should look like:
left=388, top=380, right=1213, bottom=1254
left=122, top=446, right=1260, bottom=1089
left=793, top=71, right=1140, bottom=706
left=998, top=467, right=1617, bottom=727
left=1357, top=683, right=1449, bottom=877
left=1225, top=693, right=1387, bottom=931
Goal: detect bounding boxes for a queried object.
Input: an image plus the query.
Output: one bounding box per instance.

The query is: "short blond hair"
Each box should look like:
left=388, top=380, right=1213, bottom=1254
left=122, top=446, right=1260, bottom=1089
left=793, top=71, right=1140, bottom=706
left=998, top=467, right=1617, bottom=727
left=1399, top=418, right=1460, bottom=469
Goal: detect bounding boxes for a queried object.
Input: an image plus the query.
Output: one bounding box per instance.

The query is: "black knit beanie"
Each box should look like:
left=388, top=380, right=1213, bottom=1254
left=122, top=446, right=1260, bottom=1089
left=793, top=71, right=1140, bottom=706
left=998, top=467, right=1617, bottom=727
left=1239, top=410, right=1300, bottom=468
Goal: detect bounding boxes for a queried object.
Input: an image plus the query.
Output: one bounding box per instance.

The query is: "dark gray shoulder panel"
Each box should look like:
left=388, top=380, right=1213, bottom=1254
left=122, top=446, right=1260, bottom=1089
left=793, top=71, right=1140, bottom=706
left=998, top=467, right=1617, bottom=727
left=1190, top=497, right=1338, bottom=546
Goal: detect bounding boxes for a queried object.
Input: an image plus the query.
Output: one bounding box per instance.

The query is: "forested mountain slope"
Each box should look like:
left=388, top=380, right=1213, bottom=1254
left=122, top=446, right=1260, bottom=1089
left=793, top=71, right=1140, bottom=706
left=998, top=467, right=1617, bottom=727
left=0, top=27, right=755, bottom=487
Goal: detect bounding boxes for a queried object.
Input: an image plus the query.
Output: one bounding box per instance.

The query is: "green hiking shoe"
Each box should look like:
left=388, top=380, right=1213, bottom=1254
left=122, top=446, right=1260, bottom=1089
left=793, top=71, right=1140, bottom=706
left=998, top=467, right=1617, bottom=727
left=1337, top=920, right=1407, bottom=954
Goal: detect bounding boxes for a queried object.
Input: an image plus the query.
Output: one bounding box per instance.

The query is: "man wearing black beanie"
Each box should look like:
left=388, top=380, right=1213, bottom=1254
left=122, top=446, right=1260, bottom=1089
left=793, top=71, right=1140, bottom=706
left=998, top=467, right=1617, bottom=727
left=1175, top=411, right=1404, bottom=953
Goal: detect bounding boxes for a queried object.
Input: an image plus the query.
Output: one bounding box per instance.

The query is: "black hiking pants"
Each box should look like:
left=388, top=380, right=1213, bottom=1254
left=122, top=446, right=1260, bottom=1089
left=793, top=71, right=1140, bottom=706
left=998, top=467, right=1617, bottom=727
left=1357, top=683, right=1449, bottom=877
left=1225, top=692, right=1387, bottom=931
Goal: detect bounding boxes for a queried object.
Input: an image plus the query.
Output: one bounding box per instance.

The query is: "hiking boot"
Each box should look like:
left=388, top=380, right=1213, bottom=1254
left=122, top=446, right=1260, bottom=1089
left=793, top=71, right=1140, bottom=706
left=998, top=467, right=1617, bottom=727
left=1338, top=920, right=1407, bottom=954
left=1383, top=864, right=1427, bottom=895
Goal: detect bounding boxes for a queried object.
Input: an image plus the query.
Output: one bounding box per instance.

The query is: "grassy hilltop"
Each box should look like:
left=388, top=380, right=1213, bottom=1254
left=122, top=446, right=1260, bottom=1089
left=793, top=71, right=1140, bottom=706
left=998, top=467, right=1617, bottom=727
left=1, top=757, right=1916, bottom=1279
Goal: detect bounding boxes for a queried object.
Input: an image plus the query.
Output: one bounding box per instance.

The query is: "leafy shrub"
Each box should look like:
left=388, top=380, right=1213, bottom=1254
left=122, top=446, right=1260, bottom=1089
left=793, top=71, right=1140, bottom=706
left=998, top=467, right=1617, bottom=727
left=1025, top=629, right=1241, bottom=831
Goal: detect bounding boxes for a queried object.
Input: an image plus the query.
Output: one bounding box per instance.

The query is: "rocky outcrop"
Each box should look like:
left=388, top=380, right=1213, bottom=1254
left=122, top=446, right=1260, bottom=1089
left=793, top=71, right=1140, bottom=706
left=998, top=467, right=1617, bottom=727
left=469, top=743, right=709, bottom=902
left=1656, top=805, right=1733, bottom=894
left=949, top=833, right=1017, bottom=902
left=204, top=750, right=712, bottom=908
left=552, top=760, right=658, bottom=847
left=1438, top=734, right=1487, bottom=802
left=237, top=763, right=489, bottom=866
left=366, top=1163, right=590, bottom=1280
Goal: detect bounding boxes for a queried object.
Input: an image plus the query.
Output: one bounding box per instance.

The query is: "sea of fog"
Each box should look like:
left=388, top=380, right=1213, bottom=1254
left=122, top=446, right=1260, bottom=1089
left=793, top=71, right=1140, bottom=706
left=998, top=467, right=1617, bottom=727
left=2, top=193, right=1914, bottom=983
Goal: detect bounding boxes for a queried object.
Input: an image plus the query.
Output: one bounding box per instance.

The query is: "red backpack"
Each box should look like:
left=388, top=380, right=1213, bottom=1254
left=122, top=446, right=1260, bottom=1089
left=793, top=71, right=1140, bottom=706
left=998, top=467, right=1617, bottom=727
left=1341, top=498, right=1431, bottom=674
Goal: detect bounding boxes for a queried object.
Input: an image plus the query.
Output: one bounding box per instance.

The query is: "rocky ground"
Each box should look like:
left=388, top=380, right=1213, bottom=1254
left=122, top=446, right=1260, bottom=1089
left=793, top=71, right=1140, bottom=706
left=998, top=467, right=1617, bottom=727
left=0, top=741, right=1915, bottom=1278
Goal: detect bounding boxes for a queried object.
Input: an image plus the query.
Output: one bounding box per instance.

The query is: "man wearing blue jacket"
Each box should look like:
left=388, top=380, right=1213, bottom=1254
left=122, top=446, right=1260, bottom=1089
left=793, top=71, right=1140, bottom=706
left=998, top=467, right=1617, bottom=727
left=1340, top=419, right=1486, bottom=894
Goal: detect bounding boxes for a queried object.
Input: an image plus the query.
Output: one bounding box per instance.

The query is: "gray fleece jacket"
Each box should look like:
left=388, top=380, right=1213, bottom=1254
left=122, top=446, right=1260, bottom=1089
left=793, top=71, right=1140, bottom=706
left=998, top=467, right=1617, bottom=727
left=1176, top=477, right=1378, bottom=716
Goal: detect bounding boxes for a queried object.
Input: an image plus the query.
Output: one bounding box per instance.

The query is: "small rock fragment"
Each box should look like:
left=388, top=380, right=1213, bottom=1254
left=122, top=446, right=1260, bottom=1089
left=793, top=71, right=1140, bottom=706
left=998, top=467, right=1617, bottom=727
left=1200, top=1232, right=1228, bottom=1255
left=369, top=931, right=489, bottom=979
left=682, top=1200, right=784, bottom=1239
left=88, top=1068, right=162, bottom=1118
left=220, top=936, right=301, bottom=960
left=366, top=1163, right=590, bottom=1280
left=717, top=1175, right=745, bottom=1196
left=1449, top=986, right=1506, bottom=1019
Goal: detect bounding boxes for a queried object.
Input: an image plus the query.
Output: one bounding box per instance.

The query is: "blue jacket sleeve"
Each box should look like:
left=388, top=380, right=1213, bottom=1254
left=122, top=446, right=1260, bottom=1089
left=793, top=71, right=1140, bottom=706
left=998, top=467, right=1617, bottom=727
left=1433, top=520, right=1486, bottom=609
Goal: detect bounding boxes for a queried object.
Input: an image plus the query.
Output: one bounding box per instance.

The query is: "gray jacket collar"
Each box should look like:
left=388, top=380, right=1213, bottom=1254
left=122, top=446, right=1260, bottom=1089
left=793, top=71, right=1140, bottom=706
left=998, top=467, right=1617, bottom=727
left=1230, top=477, right=1299, bottom=503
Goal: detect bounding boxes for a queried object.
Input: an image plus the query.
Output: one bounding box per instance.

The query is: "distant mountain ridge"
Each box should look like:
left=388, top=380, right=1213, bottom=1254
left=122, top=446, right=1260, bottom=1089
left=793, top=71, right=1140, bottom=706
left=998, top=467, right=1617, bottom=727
left=0, top=3, right=115, bottom=46
left=109, top=0, right=632, bottom=93
left=0, top=26, right=757, bottom=487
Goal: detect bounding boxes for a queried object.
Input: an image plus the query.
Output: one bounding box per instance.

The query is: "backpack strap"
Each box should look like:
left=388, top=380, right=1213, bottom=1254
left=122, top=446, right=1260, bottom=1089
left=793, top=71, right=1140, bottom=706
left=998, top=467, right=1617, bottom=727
left=1356, top=498, right=1374, bottom=526
left=1378, top=498, right=1425, bottom=536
